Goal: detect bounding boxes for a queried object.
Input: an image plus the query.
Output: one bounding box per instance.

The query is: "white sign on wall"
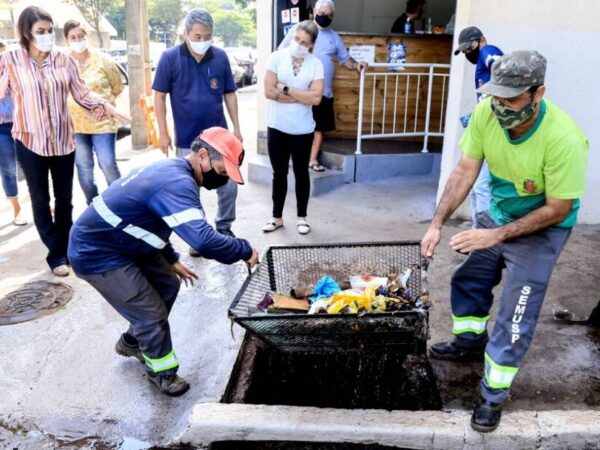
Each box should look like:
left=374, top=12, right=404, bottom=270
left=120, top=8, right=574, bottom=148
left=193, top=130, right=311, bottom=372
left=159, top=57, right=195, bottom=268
left=349, top=45, right=376, bottom=64
left=128, top=44, right=141, bottom=56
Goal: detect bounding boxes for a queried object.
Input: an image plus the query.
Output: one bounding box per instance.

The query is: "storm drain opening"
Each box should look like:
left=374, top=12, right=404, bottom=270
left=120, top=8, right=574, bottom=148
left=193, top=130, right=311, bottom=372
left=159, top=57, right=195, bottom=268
left=0, top=281, right=73, bottom=325
left=224, top=243, right=442, bottom=411
left=208, top=442, right=412, bottom=450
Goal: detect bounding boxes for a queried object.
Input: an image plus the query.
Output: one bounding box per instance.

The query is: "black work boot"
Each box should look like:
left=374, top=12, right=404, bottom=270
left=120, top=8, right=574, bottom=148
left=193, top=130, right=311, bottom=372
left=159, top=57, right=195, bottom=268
left=147, top=372, right=190, bottom=397
left=471, top=397, right=503, bottom=432
left=429, top=340, right=485, bottom=362
left=115, top=333, right=144, bottom=363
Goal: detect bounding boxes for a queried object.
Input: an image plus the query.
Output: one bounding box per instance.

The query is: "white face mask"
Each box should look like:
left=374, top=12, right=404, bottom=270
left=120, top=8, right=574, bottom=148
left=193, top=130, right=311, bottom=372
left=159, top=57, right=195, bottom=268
left=69, top=38, right=88, bottom=54
left=289, top=40, right=309, bottom=58
left=189, top=39, right=211, bottom=55
left=33, top=32, right=55, bottom=53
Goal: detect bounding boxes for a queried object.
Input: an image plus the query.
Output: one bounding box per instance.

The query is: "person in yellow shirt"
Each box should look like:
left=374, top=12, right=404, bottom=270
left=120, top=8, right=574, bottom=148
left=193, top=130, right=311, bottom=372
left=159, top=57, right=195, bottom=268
left=65, top=20, right=124, bottom=204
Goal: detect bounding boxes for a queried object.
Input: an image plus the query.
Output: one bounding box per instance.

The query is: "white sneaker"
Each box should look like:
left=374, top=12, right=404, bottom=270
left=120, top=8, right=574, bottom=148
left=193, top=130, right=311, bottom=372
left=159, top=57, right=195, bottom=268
left=52, top=265, right=70, bottom=277
left=13, top=212, right=27, bottom=226
left=297, top=220, right=311, bottom=235
left=262, top=220, right=283, bottom=233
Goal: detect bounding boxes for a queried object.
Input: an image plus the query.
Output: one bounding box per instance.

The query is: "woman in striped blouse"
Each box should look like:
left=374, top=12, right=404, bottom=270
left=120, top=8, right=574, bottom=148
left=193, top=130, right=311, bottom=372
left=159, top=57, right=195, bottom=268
left=0, top=6, right=129, bottom=277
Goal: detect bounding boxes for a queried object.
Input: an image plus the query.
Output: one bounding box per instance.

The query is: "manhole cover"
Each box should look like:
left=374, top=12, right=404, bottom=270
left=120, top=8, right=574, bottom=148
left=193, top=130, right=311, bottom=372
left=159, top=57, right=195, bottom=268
left=0, top=281, right=74, bottom=325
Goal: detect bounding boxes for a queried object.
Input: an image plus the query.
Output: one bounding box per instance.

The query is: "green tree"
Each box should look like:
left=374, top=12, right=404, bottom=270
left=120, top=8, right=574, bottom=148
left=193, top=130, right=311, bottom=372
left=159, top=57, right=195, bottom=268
left=187, top=0, right=256, bottom=47
left=148, top=0, right=185, bottom=46
left=105, top=0, right=125, bottom=39
left=72, top=0, right=116, bottom=48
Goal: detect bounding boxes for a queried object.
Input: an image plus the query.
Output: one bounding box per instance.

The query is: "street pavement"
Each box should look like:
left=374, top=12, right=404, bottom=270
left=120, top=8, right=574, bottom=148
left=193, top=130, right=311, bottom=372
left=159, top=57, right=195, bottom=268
left=0, top=86, right=598, bottom=449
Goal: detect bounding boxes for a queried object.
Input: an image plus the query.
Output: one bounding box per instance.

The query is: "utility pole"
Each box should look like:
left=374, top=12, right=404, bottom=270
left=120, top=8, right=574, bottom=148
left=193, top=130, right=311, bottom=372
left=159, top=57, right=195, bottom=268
left=125, top=0, right=151, bottom=149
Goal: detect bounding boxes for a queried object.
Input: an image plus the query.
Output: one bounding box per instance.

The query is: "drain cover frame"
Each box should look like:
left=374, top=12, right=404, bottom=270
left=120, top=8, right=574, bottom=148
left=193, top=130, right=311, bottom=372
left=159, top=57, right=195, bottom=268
left=0, top=281, right=74, bottom=325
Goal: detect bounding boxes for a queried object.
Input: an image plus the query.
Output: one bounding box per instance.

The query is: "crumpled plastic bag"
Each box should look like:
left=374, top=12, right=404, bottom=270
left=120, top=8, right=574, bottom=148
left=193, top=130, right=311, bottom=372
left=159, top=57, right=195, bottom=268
left=309, top=275, right=342, bottom=303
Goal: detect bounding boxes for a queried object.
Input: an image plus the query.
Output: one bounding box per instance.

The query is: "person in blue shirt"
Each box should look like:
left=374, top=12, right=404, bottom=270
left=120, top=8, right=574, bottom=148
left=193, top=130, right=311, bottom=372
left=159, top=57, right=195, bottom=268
left=279, top=0, right=366, bottom=172
left=454, top=26, right=503, bottom=228
left=68, top=127, right=258, bottom=397
left=153, top=8, right=242, bottom=250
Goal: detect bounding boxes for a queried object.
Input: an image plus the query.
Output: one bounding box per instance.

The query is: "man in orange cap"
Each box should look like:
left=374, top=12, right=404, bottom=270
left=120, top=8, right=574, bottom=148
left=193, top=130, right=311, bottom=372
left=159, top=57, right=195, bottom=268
left=68, top=127, right=258, bottom=397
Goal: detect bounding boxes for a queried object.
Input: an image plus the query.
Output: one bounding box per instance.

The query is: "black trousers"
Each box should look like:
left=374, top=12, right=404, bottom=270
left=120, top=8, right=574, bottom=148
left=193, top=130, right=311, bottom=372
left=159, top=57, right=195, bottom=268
left=76, top=252, right=181, bottom=374
left=267, top=127, right=313, bottom=218
left=16, top=140, right=74, bottom=269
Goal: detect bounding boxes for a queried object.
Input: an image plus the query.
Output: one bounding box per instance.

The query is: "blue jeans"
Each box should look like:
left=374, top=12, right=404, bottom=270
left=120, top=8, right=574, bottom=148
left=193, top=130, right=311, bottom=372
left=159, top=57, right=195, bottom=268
left=176, top=147, right=237, bottom=231
left=0, top=122, right=18, bottom=198
left=470, top=161, right=492, bottom=227
left=16, top=140, right=75, bottom=269
left=75, top=133, right=120, bottom=205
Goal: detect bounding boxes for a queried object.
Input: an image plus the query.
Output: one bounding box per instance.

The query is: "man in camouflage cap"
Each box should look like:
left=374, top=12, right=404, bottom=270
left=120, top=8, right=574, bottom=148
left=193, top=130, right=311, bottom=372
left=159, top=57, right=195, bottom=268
left=421, top=50, right=589, bottom=432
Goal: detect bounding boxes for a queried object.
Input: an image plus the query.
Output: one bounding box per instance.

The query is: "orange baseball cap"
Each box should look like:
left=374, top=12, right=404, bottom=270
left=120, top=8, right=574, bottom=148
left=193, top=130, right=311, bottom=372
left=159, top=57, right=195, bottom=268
left=197, top=127, right=245, bottom=185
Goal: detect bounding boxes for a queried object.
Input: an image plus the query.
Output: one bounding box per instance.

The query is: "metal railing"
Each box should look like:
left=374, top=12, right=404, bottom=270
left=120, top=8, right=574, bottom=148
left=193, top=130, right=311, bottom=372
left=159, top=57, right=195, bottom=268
left=356, top=63, right=451, bottom=154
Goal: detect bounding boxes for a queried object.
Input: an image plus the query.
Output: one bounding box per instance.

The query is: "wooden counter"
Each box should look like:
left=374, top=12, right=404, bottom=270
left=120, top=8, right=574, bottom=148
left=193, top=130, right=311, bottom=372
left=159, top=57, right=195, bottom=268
left=329, top=33, right=453, bottom=139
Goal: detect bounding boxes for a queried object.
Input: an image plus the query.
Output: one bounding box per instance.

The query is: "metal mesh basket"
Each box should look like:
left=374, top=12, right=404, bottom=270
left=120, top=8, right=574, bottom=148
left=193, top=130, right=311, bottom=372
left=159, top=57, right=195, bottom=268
left=228, top=241, right=429, bottom=352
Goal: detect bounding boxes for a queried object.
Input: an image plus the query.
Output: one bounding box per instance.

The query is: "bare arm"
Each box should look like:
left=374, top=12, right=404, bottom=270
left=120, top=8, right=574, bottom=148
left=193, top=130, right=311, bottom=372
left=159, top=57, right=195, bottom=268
left=342, top=57, right=368, bottom=72
left=276, top=79, right=324, bottom=106
left=153, top=90, right=171, bottom=155
left=224, top=92, right=242, bottom=142
left=421, top=155, right=482, bottom=257
left=264, top=69, right=297, bottom=103
left=449, top=197, right=573, bottom=253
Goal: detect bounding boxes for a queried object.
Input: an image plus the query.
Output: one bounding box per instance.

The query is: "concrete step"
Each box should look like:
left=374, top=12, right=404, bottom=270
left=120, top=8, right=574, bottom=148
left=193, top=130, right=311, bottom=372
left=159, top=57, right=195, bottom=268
left=248, top=154, right=346, bottom=197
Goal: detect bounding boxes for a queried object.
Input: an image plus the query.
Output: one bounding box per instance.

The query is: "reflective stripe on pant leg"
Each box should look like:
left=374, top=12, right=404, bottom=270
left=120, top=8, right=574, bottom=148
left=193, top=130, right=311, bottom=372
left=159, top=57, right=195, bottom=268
left=143, top=350, right=179, bottom=373
left=484, top=352, right=518, bottom=389
left=452, top=314, right=490, bottom=335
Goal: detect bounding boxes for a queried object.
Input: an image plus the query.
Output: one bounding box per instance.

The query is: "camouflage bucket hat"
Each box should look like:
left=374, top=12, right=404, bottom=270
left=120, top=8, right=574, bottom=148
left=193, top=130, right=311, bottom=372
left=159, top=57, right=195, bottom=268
left=477, top=50, right=547, bottom=98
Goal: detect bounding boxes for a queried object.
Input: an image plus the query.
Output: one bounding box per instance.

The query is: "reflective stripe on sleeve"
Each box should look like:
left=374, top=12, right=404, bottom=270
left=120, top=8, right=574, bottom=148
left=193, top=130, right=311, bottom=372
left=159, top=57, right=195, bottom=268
left=92, top=195, right=122, bottom=227
left=452, top=314, right=490, bottom=335
left=484, top=353, right=519, bottom=389
left=162, top=208, right=206, bottom=228
left=143, top=350, right=179, bottom=373
left=92, top=196, right=167, bottom=250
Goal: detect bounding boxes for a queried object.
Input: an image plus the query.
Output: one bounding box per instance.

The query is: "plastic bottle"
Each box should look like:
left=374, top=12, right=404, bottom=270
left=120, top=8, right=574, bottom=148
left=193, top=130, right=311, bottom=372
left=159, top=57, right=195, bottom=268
left=404, top=17, right=413, bottom=34
left=426, top=17, right=433, bottom=34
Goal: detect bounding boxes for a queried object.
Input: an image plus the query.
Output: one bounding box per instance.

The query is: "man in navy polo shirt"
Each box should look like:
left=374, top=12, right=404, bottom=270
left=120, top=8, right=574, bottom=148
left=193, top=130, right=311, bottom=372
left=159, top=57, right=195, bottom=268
left=153, top=8, right=243, bottom=251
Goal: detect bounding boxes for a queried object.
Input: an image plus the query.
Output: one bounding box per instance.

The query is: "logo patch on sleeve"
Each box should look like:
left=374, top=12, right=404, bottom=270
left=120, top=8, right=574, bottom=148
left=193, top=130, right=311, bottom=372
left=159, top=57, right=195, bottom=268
left=523, top=179, right=538, bottom=194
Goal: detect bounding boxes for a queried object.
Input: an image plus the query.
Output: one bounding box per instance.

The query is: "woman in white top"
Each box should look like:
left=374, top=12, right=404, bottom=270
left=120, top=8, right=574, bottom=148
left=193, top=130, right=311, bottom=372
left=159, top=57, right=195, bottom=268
left=262, top=20, right=324, bottom=235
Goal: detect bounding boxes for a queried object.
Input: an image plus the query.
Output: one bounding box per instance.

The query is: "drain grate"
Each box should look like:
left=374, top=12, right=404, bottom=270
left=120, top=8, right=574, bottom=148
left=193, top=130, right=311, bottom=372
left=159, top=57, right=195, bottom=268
left=0, top=281, right=74, bottom=325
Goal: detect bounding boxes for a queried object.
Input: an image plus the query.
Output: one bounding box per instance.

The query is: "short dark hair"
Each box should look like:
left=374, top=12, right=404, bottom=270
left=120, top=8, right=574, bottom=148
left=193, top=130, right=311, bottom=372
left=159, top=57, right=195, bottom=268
left=63, top=20, right=85, bottom=39
left=191, top=138, right=224, bottom=161
left=406, top=0, right=426, bottom=14
left=17, top=6, right=53, bottom=50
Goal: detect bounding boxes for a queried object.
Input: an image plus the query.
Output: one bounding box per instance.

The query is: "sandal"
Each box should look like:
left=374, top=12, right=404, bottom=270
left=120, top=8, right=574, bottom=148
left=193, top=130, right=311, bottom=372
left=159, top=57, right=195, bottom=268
left=297, top=220, right=311, bottom=235
left=309, top=163, right=325, bottom=172
left=262, top=220, right=283, bottom=233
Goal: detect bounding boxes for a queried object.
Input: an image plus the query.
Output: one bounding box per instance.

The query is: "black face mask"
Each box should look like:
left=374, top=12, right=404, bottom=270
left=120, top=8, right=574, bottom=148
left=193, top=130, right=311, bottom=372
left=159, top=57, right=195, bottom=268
left=315, top=14, right=332, bottom=28
left=465, top=44, right=480, bottom=65
left=202, top=167, right=229, bottom=190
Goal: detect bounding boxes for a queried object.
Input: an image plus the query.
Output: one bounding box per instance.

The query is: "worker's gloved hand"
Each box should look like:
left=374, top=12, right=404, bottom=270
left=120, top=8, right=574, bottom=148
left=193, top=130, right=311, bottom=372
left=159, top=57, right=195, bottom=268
left=171, top=261, right=199, bottom=286
left=245, top=248, right=259, bottom=268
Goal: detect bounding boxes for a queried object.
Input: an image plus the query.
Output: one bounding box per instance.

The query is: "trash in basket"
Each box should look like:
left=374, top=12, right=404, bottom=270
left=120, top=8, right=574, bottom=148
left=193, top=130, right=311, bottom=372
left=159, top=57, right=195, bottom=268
left=228, top=242, right=431, bottom=352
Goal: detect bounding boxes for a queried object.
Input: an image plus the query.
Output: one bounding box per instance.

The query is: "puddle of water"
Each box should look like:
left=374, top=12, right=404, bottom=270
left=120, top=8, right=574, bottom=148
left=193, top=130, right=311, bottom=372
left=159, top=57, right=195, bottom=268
left=119, top=437, right=152, bottom=450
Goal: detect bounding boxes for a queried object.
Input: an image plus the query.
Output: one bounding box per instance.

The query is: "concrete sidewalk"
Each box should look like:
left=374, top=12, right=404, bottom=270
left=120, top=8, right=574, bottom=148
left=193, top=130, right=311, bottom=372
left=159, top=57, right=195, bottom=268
left=1, top=134, right=599, bottom=448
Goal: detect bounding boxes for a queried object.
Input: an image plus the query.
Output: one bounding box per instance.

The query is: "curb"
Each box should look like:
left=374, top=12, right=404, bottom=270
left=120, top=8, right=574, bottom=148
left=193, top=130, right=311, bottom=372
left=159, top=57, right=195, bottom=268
left=175, top=403, right=600, bottom=449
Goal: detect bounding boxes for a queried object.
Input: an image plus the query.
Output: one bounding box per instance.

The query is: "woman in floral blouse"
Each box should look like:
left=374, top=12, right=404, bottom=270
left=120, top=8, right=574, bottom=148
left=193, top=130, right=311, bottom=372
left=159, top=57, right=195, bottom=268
left=0, top=6, right=129, bottom=276
left=65, top=20, right=124, bottom=205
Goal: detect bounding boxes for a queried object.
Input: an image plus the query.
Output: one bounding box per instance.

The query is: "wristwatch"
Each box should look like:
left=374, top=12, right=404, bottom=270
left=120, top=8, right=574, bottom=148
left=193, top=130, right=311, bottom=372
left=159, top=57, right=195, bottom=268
left=283, top=85, right=290, bottom=95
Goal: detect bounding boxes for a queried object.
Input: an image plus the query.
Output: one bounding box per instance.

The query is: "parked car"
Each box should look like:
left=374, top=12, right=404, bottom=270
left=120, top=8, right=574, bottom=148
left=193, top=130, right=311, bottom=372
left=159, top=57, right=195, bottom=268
left=108, top=48, right=128, bottom=71
left=227, top=53, right=246, bottom=88
left=224, top=47, right=256, bottom=85
left=113, top=62, right=131, bottom=141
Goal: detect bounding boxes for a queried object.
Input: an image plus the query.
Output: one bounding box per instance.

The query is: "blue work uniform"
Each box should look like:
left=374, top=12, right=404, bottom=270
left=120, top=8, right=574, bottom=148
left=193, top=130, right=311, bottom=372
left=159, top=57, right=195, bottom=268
left=152, top=43, right=239, bottom=232
left=68, top=158, right=252, bottom=374
left=470, top=44, right=503, bottom=227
